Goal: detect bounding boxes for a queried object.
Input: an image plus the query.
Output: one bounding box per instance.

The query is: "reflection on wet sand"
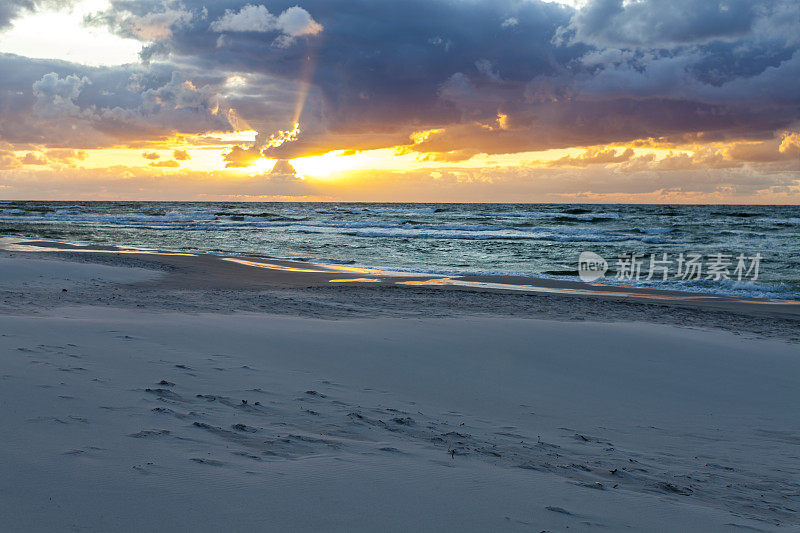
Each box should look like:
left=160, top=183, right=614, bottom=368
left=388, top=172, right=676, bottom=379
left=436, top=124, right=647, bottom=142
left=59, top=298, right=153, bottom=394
left=2, top=237, right=797, bottom=306
left=396, top=278, right=799, bottom=305
left=223, top=256, right=428, bottom=278
left=0, top=237, right=196, bottom=256
left=309, top=263, right=423, bottom=277
left=221, top=257, right=329, bottom=273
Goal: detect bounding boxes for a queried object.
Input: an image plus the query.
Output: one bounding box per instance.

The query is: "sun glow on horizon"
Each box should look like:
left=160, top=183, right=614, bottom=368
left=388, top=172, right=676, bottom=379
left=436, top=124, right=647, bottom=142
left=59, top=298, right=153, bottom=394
left=290, top=150, right=373, bottom=178
left=198, top=130, right=259, bottom=144
left=4, top=124, right=796, bottom=205
left=243, top=158, right=278, bottom=174
left=5, top=138, right=779, bottom=177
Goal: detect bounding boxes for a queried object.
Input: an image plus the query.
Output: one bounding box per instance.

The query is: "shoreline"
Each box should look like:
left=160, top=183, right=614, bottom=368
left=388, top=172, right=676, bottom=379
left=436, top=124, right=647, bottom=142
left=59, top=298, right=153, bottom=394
left=2, top=229, right=797, bottom=301
left=0, top=237, right=798, bottom=344
left=3, top=236, right=799, bottom=305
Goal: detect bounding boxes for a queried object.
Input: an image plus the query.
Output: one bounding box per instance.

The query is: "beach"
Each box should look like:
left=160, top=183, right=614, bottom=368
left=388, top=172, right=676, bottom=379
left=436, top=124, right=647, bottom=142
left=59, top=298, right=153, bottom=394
left=3, top=0, right=799, bottom=528
left=1, top=241, right=798, bottom=531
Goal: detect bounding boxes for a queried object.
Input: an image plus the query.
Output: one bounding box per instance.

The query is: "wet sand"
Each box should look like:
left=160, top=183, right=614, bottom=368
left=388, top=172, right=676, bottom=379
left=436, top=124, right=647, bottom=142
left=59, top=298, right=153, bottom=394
left=4, top=237, right=799, bottom=320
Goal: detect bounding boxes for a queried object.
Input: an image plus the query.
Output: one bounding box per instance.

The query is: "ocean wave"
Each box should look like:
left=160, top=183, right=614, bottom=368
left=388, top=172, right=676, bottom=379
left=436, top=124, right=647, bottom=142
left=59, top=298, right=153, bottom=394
left=313, top=206, right=444, bottom=215
left=2, top=202, right=798, bottom=301
left=761, top=217, right=800, bottom=226
left=586, top=276, right=799, bottom=301
left=218, top=212, right=309, bottom=222
left=492, top=211, right=622, bottom=222
left=0, top=215, right=705, bottom=245
left=630, top=227, right=677, bottom=234
left=292, top=225, right=635, bottom=242
left=711, top=211, right=762, bottom=218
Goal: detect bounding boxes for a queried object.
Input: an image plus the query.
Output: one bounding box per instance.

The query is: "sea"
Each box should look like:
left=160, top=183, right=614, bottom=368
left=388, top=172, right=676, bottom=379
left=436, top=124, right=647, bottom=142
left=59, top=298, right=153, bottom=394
left=1, top=202, right=798, bottom=300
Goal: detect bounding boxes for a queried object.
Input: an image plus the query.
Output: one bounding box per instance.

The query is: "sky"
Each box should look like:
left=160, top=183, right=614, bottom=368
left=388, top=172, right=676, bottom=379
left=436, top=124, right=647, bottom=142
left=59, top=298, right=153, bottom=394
left=0, top=0, right=798, bottom=203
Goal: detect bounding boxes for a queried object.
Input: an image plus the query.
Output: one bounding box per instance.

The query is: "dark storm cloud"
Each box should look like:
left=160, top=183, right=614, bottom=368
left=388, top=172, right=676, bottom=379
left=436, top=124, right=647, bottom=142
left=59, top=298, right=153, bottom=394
left=0, top=53, right=239, bottom=147
left=555, top=0, right=764, bottom=48
left=0, top=0, right=798, bottom=158
left=0, top=0, right=77, bottom=29
left=164, top=0, right=799, bottom=157
left=0, top=1, right=31, bottom=29
left=96, top=0, right=581, bottom=155
left=410, top=97, right=795, bottom=157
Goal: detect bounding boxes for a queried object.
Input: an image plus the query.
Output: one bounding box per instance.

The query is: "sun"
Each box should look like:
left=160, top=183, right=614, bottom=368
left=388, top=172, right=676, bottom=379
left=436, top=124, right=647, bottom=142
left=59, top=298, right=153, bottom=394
left=289, top=150, right=362, bottom=179
left=244, top=158, right=278, bottom=174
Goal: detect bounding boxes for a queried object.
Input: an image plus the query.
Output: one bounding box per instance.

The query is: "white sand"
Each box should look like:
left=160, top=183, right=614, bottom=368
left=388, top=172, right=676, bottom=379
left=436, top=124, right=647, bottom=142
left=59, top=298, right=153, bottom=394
left=0, top=254, right=798, bottom=531
left=0, top=255, right=159, bottom=290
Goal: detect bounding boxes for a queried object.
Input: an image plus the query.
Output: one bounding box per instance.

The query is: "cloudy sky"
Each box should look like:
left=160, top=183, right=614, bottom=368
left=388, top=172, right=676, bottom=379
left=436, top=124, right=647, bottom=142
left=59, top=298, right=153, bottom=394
left=0, top=0, right=798, bottom=202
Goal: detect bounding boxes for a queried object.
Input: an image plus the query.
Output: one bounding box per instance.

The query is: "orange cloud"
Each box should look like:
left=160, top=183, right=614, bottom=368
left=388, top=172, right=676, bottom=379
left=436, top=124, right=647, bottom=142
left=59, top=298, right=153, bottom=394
left=222, top=145, right=262, bottom=168
left=46, top=149, right=88, bottom=164
left=0, top=150, right=22, bottom=170
left=546, top=147, right=635, bottom=167
left=149, top=159, right=180, bottom=168
left=723, top=136, right=799, bottom=163
left=21, top=152, right=47, bottom=165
